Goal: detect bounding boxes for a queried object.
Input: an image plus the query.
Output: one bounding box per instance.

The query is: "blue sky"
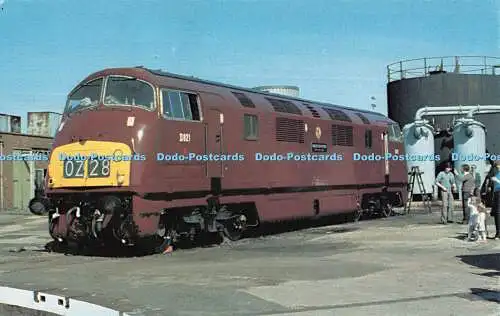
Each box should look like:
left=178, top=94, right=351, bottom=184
left=0, top=0, right=498, bottom=131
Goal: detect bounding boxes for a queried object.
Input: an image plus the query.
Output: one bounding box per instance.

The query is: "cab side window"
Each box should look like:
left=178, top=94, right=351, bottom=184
left=388, top=123, right=403, bottom=142
left=244, top=114, right=259, bottom=140
left=162, top=89, right=201, bottom=121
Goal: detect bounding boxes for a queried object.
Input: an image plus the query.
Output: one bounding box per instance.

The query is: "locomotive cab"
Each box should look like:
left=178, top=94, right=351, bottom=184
left=46, top=72, right=159, bottom=246
left=45, top=69, right=229, bottom=247
left=355, top=122, right=405, bottom=220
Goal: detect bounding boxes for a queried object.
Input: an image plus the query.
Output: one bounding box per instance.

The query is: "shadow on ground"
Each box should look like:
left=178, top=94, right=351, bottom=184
left=456, top=254, right=500, bottom=302
left=247, top=211, right=400, bottom=238
left=42, top=240, right=163, bottom=257
left=469, top=288, right=500, bottom=303
left=41, top=233, right=228, bottom=258
left=35, top=211, right=395, bottom=258
left=457, top=253, right=500, bottom=280
left=452, top=233, right=468, bottom=241
left=247, top=213, right=358, bottom=238
left=451, top=232, right=498, bottom=242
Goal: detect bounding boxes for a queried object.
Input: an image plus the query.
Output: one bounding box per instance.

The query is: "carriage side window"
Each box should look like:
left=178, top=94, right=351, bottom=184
left=65, top=78, right=103, bottom=113
left=243, top=114, right=258, bottom=140
left=104, top=76, right=154, bottom=109
left=365, top=130, right=372, bottom=149
left=162, top=90, right=200, bottom=121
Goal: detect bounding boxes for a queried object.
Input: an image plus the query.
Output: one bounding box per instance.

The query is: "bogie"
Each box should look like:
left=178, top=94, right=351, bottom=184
left=355, top=192, right=400, bottom=221
left=156, top=203, right=259, bottom=245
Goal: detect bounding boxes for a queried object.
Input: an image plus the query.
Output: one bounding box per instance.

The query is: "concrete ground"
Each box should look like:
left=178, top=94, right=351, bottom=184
left=0, top=208, right=498, bottom=316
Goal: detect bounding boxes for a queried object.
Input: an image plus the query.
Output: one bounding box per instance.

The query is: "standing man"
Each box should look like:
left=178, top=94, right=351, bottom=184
left=455, top=164, right=475, bottom=224
left=480, top=162, right=496, bottom=207
left=489, top=162, right=500, bottom=240
left=470, top=165, right=481, bottom=197
left=435, top=163, right=456, bottom=224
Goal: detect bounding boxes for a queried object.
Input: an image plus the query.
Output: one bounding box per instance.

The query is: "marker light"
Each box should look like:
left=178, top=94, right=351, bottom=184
left=117, top=174, right=125, bottom=185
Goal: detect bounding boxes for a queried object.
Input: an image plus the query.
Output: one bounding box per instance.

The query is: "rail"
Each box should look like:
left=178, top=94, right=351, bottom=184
left=387, top=56, right=500, bottom=82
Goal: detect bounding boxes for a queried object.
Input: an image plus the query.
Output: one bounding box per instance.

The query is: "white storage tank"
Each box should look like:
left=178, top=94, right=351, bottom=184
left=252, top=85, right=300, bottom=97
left=403, top=120, right=436, bottom=197
left=452, top=118, right=486, bottom=193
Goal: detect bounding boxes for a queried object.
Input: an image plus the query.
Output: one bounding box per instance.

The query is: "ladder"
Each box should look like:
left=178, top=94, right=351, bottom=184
left=404, top=166, right=432, bottom=214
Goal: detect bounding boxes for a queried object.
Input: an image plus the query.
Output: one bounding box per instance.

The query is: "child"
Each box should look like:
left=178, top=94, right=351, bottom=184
left=477, top=200, right=488, bottom=241
left=467, top=197, right=487, bottom=242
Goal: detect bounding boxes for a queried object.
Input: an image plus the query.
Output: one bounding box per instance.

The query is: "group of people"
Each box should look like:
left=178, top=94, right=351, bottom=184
left=435, top=162, right=500, bottom=241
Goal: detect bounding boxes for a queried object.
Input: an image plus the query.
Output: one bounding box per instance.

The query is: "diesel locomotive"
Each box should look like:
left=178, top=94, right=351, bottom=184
left=45, top=67, right=407, bottom=249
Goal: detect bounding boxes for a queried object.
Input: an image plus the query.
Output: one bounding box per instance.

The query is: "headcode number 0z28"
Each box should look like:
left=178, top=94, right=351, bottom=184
left=63, top=159, right=111, bottom=178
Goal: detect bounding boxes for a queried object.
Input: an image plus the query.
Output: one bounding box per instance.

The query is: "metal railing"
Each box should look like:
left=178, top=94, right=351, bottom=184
left=387, top=56, right=500, bottom=82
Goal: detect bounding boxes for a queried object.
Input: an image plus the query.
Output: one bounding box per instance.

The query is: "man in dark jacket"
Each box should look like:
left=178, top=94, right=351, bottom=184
left=454, top=164, right=475, bottom=224
left=489, top=162, right=500, bottom=240
left=480, top=162, right=497, bottom=207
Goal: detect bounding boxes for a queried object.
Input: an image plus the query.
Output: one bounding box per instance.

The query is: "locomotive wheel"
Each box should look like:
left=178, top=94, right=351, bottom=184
left=382, top=203, right=393, bottom=217
left=29, top=198, right=48, bottom=216
left=366, top=205, right=376, bottom=218
left=223, top=226, right=242, bottom=241
left=222, top=215, right=246, bottom=241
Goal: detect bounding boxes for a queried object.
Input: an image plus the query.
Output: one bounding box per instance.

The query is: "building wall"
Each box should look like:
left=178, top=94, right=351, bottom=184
left=0, top=132, right=53, bottom=212
left=27, top=112, right=62, bottom=137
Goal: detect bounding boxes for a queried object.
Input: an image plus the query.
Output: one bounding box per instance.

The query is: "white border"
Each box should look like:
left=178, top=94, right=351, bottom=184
left=0, top=286, right=131, bottom=315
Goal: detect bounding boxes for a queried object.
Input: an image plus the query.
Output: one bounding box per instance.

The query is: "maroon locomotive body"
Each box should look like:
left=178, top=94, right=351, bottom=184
left=45, top=67, right=407, bottom=246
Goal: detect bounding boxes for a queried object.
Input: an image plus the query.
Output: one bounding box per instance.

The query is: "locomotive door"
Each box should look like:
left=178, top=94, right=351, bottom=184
left=205, top=109, right=224, bottom=182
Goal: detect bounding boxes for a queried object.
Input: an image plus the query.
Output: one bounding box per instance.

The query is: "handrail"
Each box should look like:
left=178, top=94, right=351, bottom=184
left=387, top=56, right=500, bottom=82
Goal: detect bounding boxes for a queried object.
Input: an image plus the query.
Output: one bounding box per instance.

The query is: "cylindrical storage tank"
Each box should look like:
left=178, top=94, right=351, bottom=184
left=403, top=120, right=436, bottom=197
left=253, top=85, right=300, bottom=97
left=452, top=118, right=487, bottom=194
left=387, top=56, right=500, bottom=164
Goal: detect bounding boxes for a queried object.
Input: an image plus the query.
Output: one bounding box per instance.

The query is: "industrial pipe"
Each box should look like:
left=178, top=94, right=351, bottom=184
left=415, top=105, right=500, bottom=120
left=465, top=105, right=500, bottom=118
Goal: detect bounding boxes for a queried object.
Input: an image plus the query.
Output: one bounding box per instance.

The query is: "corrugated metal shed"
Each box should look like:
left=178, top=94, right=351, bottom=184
left=27, top=112, right=62, bottom=137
